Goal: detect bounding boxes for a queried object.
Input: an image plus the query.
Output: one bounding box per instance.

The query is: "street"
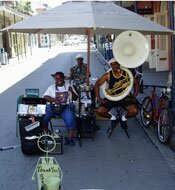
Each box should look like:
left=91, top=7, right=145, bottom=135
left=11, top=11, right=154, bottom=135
left=0, top=46, right=175, bottom=190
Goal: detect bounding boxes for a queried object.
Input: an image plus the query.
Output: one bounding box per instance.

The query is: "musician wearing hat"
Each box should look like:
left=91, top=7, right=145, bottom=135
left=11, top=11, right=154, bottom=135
left=94, top=58, right=139, bottom=127
left=70, top=54, right=90, bottom=86
left=70, top=53, right=96, bottom=109
left=43, top=71, right=77, bottom=146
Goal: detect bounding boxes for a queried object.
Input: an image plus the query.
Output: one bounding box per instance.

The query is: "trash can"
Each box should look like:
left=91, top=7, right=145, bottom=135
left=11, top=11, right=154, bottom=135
left=0, top=52, right=8, bottom=65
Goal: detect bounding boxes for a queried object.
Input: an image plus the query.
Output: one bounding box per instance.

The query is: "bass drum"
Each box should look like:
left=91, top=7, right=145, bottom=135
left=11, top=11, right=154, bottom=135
left=100, top=67, right=134, bottom=101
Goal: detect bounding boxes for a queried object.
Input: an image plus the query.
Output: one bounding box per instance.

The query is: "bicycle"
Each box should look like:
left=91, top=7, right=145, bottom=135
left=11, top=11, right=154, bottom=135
left=140, top=85, right=172, bottom=144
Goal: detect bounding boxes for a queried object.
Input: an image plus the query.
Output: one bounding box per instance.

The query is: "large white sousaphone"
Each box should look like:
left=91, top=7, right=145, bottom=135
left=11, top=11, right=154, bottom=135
left=101, top=30, right=149, bottom=101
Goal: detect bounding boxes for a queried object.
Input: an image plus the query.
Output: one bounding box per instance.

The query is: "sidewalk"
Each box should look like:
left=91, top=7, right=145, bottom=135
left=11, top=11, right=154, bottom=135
left=96, top=51, right=175, bottom=173
left=96, top=52, right=175, bottom=143
left=136, top=64, right=175, bottom=154
left=0, top=45, right=62, bottom=94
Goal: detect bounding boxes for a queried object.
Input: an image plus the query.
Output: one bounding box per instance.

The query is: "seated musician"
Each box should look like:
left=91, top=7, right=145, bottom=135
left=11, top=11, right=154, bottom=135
left=43, top=71, right=77, bottom=146
left=94, top=58, right=139, bottom=128
left=69, top=53, right=95, bottom=107
left=70, top=54, right=88, bottom=86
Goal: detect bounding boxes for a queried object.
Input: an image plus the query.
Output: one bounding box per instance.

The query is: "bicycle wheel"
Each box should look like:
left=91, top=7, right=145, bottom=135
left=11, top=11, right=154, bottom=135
left=140, top=97, right=153, bottom=128
left=157, top=108, right=171, bottom=144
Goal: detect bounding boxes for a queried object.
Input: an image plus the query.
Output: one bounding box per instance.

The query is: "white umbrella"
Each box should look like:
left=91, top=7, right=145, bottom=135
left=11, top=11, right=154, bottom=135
left=6, top=1, right=172, bottom=35
left=4, top=1, right=173, bottom=84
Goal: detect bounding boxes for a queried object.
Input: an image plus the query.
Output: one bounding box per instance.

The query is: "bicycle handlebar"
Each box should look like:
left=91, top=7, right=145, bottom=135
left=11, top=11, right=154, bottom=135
left=143, top=85, right=171, bottom=93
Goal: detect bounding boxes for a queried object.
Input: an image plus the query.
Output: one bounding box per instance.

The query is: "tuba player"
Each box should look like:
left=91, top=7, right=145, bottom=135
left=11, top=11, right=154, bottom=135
left=94, top=58, right=139, bottom=128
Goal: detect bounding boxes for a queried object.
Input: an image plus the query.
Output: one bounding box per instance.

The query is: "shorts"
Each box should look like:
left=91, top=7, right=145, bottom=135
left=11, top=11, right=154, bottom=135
left=100, top=95, right=138, bottom=111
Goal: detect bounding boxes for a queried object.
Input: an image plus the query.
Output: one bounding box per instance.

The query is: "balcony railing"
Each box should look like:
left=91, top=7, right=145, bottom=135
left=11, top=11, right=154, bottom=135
left=0, top=4, right=30, bottom=19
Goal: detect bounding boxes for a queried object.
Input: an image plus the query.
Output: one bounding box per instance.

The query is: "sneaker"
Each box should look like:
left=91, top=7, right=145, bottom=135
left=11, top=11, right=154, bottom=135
left=110, top=115, right=116, bottom=120
left=121, top=120, right=128, bottom=130
left=69, top=139, right=75, bottom=146
left=64, top=137, right=75, bottom=146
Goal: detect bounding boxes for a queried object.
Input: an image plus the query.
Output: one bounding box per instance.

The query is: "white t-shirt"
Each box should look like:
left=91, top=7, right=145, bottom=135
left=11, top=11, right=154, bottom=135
left=43, top=81, right=77, bottom=104
left=43, top=82, right=70, bottom=104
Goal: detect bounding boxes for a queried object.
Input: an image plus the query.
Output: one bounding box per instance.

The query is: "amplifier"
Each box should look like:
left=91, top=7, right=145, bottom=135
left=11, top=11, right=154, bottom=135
left=48, top=135, right=63, bottom=155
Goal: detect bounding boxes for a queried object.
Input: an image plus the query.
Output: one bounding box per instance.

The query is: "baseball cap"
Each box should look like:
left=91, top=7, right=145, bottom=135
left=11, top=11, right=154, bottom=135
left=109, top=58, right=117, bottom=65
left=76, top=54, right=84, bottom=59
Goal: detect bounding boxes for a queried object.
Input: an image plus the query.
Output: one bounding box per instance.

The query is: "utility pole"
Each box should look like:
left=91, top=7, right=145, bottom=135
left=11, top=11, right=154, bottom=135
left=169, top=1, right=175, bottom=135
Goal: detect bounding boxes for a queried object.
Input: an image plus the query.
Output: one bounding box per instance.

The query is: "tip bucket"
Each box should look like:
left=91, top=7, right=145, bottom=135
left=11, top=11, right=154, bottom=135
left=45, top=176, right=61, bottom=190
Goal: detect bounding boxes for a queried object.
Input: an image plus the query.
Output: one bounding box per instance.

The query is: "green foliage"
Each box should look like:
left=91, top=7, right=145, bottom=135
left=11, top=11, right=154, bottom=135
left=17, top=1, right=33, bottom=14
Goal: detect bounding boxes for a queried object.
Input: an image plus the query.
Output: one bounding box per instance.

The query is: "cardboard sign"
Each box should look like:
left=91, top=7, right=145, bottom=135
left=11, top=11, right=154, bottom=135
left=32, top=157, right=62, bottom=190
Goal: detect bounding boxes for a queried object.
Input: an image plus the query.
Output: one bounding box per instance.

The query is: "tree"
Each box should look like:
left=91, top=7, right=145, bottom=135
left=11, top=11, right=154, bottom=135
left=17, top=1, right=33, bottom=15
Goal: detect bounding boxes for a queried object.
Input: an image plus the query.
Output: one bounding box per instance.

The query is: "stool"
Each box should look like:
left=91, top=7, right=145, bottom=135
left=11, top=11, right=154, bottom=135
left=107, top=107, right=130, bottom=138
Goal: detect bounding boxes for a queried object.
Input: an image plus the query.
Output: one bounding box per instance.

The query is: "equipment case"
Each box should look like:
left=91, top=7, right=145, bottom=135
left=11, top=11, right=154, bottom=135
left=18, top=97, right=46, bottom=155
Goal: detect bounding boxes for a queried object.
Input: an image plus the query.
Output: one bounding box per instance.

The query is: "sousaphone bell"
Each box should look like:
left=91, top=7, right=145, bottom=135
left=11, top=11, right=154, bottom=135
left=101, top=30, right=149, bottom=101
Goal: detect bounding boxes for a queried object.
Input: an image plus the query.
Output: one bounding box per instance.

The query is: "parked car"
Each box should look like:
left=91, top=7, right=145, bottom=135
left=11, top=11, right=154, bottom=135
left=63, top=37, right=80, bottom=46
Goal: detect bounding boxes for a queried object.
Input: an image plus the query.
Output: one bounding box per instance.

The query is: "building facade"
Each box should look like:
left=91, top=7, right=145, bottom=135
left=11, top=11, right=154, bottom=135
left=0, top=1, right=33, bottom=59
left=96, top=1, right=175, bottom=72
